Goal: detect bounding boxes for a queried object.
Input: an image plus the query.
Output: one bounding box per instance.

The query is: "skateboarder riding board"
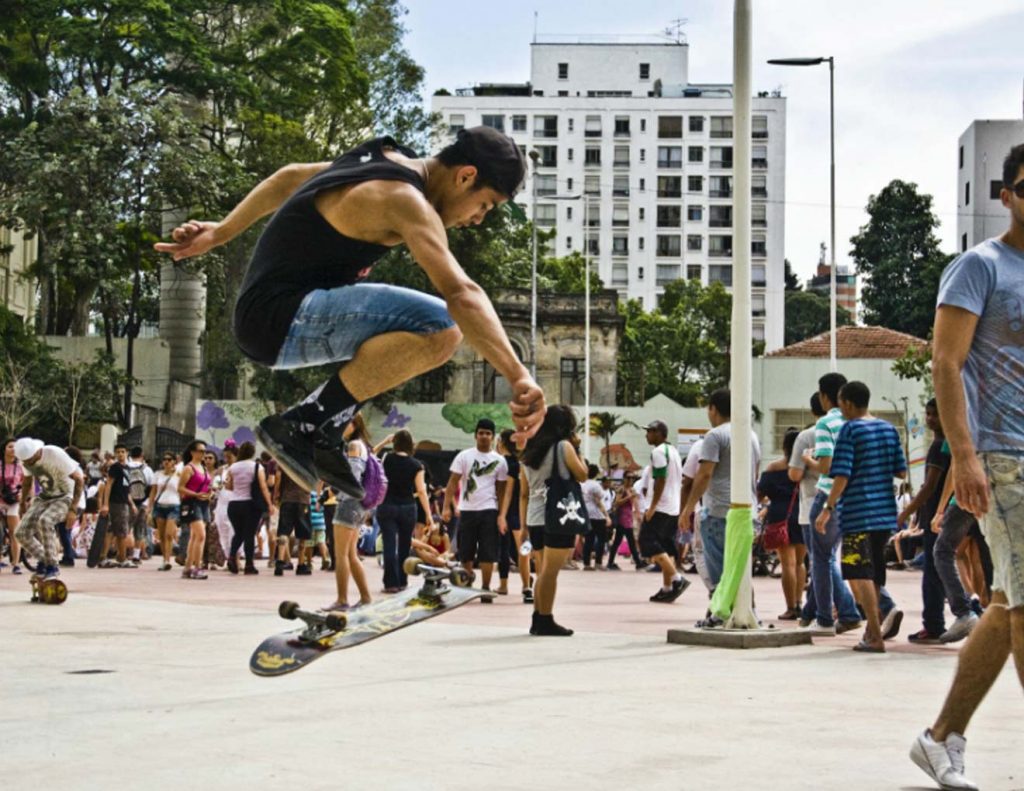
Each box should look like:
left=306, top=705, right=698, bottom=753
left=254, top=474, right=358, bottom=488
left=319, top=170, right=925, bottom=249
left=155, top=127, right=546, bottom=495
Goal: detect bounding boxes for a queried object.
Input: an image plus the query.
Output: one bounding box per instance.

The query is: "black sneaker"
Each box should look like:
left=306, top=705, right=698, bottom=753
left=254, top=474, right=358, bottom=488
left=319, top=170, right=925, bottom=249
left=296, top=564, right=312, bottom=576
left=663, top=577, right=691, bottom=602
left=908, top=628, right=943, bottom=645
left=255, top=415, right=319, bottom=491
left=649, top=587, right=672, bottom=602
left=606, top=563, right=621, bottom=571
left=312, top=444, right=364, bottom=500
left=273, top=561, right=284, bottom=577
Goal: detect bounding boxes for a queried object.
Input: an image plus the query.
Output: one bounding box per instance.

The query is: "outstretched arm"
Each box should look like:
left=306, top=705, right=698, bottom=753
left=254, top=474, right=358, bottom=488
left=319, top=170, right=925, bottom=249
left=153, top=161, right=331, bottom=261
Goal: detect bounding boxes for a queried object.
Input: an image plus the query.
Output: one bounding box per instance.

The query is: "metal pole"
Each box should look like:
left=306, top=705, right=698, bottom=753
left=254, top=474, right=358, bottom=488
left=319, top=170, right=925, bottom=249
left=529, top=150, right=539, bottom=378
left=583, top=196, right=591, bottom=463
left=829, top=57, right=837, bottom=372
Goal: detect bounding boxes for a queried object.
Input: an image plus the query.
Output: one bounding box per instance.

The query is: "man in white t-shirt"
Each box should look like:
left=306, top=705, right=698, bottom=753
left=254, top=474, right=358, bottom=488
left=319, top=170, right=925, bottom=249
left=639, top=420, right=689, bottom=603
left=443, top=418, right=508, bottom=593
left=581, top=464, right=612, bottom=570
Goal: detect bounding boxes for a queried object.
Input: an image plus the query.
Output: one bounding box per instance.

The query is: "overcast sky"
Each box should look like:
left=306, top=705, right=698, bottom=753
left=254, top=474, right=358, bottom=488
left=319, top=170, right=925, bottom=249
left=404, top=0, right=1024, bottom=282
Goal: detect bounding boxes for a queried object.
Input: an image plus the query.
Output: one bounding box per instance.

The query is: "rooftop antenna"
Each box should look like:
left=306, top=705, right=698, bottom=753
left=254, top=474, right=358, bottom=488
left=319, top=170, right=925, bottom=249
left=533, top=10, right=538, bottom=44
left=663, top=17, right=688, bottom=44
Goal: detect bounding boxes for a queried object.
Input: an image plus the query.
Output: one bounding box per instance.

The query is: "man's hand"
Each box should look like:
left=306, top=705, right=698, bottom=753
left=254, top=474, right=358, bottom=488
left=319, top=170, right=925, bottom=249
left=604, top=516, right=611, bottom=528
left=153, top=220, right=221, bottom=261
left=441, top=507, right=452, bottom=524
left=677, top=509, right=692, bottom=532
left=814, top=508, right=830, bottom=535
left=930, top=509, right=945, bottom=534
left=508, top=377, right=546, bottom=447
left=497, top=515, right=508, bottom=535
left=954, top=454, right=990, bottom=517
left=644, top=507, right=656, bottom=524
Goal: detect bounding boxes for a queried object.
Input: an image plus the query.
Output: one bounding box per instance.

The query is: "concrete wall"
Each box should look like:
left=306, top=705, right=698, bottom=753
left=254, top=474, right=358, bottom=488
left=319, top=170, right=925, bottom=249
left=530, top=41, right=688, bottom=96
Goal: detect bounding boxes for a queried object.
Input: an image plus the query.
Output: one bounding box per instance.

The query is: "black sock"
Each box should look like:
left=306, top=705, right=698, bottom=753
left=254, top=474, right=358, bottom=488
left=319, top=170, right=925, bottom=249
left=282, top=376, right=360, bottom=434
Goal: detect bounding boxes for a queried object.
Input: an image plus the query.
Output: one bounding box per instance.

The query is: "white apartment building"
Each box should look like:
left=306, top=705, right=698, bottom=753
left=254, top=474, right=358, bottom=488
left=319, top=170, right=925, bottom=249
left=432, top=38, right=787, bottom=351
left=957, top=117, right=1024, bottom=251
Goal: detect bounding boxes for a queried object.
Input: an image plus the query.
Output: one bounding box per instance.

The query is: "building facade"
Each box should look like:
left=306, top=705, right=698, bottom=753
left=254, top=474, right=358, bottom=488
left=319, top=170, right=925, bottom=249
left=432, top=38, right=787, bottom=351
left=0, top=226, right=37, bottom=323
left=806, top=243, right=857, bottom=322
left=957, top=118, right=1024, bottom=251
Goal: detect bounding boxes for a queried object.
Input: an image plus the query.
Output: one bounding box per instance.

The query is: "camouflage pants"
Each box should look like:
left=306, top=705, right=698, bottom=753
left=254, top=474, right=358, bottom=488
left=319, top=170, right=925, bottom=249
left=15, top=495, right=69, bottom=567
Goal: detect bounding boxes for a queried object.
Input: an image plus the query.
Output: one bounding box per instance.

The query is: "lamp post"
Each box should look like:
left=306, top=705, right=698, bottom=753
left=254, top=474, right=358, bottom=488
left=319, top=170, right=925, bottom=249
left=528, top=149, right=540, bottom=378
left=768, top=55, right=836, bottom=370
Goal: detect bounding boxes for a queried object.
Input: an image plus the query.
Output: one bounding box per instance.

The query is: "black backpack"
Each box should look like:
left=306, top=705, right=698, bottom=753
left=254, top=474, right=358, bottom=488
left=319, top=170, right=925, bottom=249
left=249, top=461, right=268, bottom=513
left=544, top=441, right=589, bottom=536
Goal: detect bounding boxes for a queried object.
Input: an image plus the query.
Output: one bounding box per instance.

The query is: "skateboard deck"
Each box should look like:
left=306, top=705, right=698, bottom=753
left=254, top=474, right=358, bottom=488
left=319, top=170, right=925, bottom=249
left=30, top=576, right=68, bottom=604
left=86, top=514, right=109, bottom=568
left=250, top=560, right=493, bottom=676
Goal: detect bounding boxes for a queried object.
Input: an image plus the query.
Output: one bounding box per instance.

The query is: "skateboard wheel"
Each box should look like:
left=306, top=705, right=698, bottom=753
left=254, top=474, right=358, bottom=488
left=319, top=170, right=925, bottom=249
left=324, top=613, right=347, bottom=632
left=40, top=580, right=67, bottom=604
left=279, top=601, right=300, bottom=620
left=451, top=568, right=474, bottom=587
left=402, top=556, right=423, bottom=577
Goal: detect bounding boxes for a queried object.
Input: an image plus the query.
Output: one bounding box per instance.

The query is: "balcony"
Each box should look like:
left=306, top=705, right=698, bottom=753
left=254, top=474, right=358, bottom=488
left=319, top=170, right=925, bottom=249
left=612, top=219, right=630, bottom=228
left=752, top=158, right=767, bottom=169
left=709, top=189, right=732, bottom=199
left=708, top=248, right=733, bottom=258
left=709, top=220, right=732, bottom=228
left=710, top=130, right=732, bottom=139
left=584, top=130, right=602, bottom=138
left=657, top=190, right=682, bottom=199
left=752, top=130, right=768, bottom=139
left=613, top=159, right=631, bottom=169
left=752, top=217, right=767, bottom=228
left=752, top=187, right=768, bottom=198
left=657, top=160, right=683, bottom=169
left=656, top=264, right=681, bottom=285
left=612, top=187, right=630, bottom=197
left=710, top=159, right=733, bottom=169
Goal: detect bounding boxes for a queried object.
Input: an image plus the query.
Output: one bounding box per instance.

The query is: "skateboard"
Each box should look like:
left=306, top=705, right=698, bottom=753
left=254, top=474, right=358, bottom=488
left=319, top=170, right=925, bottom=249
left=86, top=514, right=109, bottom=568
left=30, top=575, right=68, bottom=604
left=250, top=559, right=493, bottom=676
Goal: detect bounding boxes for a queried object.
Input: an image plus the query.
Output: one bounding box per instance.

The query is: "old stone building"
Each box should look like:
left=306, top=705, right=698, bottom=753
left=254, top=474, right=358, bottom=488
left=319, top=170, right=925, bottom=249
left=447, top=287, right=623, bottom=406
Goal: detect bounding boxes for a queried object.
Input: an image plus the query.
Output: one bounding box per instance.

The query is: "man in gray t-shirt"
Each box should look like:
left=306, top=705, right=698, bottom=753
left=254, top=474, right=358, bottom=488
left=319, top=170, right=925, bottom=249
left=912, top=144, right=1024, bottom=791
left=681, top=389, right=760, bottom=590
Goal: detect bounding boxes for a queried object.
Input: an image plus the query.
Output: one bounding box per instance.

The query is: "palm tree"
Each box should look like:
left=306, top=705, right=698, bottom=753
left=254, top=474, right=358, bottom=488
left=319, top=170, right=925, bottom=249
left=588, top=411, right=639, bottom=473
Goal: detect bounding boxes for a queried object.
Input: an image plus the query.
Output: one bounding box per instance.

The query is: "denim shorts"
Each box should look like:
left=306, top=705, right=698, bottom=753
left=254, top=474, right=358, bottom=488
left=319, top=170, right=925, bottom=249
left=152, top=503, right=180, bottom=522
left=980, top=452, right=1024, bottom=609
left=273, top=284, right=455, bottom=370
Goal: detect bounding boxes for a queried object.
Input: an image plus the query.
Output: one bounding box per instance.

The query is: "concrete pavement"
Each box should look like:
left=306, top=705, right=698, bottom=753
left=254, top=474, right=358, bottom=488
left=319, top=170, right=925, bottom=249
left=1, top=559, right=1021, bottom=790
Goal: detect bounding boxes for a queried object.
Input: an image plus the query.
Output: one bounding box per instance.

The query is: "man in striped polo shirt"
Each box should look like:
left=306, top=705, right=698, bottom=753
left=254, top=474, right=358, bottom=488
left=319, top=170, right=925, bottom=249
left=817, top=381, right=907, bottom=652
left=800, top=372, right=863, bottom=635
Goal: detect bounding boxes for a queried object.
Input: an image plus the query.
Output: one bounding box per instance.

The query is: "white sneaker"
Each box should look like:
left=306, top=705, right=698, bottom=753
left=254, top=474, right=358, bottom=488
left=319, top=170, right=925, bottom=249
left=910, top=729, right=978, bottom=790
left=940, top=612, right=979, bottom=644
left=119, top=559, right=136, bottom=568
left=99, top=559, right=117, bottom=568
left=807, top=622, right=835, bottom=636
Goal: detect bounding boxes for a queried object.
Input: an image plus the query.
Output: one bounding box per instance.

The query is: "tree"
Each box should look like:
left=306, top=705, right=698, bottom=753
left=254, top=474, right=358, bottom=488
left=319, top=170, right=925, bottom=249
left=589, top=411, right=638, bottom=472
left=784, top=290, right=852, bottom=346
left=850, top=180, right=952, bottom=339
left=891, top=343, right=934, bottom=405
left=784, top=259, right=801, bottom=291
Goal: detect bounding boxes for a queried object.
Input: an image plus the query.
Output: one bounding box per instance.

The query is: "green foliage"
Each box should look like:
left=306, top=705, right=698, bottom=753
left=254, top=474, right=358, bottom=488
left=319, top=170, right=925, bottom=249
left=891, top=343, right=934, bottom=405
left=441, top=403, right=513, bottom=434
left=618, top=280, right=736, bottom=407
left=784, top=259, right=801, bottom=291
left=784, top=290, right=853, bottom=347
left=850, top=179, right=952, bottom=339
left=537, top=250, right=603, bottom=294
left=589, top=410, right=638, bottom=470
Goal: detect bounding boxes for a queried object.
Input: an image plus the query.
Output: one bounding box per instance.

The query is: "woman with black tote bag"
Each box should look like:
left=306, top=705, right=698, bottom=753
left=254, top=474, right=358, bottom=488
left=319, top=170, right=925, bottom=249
left=519, top=405, right=589, bottom=636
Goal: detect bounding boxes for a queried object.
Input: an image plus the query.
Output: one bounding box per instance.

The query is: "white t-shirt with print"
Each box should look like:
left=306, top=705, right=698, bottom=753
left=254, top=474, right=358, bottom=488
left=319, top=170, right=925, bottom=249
left=649, top=442, right=683, bottom=516
left=450, top=448, right=508, bottom=512
left=25, top=446, right=79, bottom=500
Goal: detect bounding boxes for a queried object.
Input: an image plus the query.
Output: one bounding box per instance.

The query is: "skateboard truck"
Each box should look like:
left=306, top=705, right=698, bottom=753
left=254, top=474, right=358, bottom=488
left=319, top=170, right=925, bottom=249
left=403, top=558, right=475, bottom=600
left=278, top=601, right=347, bottom=644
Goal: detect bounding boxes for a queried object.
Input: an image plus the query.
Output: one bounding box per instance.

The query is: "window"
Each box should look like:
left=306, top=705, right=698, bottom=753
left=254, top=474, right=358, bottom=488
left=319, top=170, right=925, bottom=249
left=961, top=233, right=968, bottom=252
left=638, top=237, right=645, bottom=250
left=638, top=207, right=645, bottom=220
left=709, top=264, right=732, bottom=286
left=558, top=90, right=568, bottom=97
left=640, top=118, right=647, bottom=132
left=567, top=177, right=573, bottom=191
left=640, top=63, right=650, bottom=80
left=568, top=118, right=574, bottom=132
left=536, top=145, right=557, bottom=167
left=585, top=115, right=602, bottom=138
left=586, top=235, right=599, bottom=255
left=710, top=146, right=733, bottom=168
left=613, top=175, right=629, bottom=196
left=584, top=175, right=600, bottom=195
left=959, top=145, right=964, bottom=169
left=656, top=235, right=681, bottom=257
left=752, top=115, right=768, bottom=139
left=752, top=145, right=767, bottom=169
left=687, top=264, right=702, bottom=281
left=709, top=205, right=732, bottom=228
left=752, top=236, right=767, bottom=257
left=566, top=206, right=573, bottom=220
left=752, top=264, right=766, bottom=285
left=535, top=174, right=556, bottom=196
left=534, top=115, right=557, bottom=138
left=752, top=203, right=766, bottom=227
left=689, top=115, right=705, bottom=133
left=687, top=234, right=703, bottom=251
left=688, top=146, right=703, bottom=163
left=585, top=204, right=600, bottom=227
left=482, top=114, right=505, bottom=132
left=656, top=264, right=681, bottom=285
left=657, top=205, right=682, bottom=228
left=658, top=116, right=683, bottom=138
left=566, top=236, right=573, bottom=250
left=512, top=115, right=527, bottom=132
left=687, top=175, right=703, bottom=192
left=752, top=174, right=767, bottom=197
left=965, top=181, right=970, bottom=206
left=561, top=357, right=587, bottom=404
left=709, top=175, right=732, bottom=198
left=615, top=116, right=631, bottom=136
left=567, top=148, right=574, bottom=161
left=991, top=180, right=1004, bottom=200
left=709, top=235, right=733, bottom=257
left=449, top=113, right=465, bottom=134
left=612, top=205, right=630, bottom=227
left=612, top=263, right=629, bottom=286
left=639, top=178, right=645, bottom=192
left=657, top=176, right=682, bottom=198
left=657, top=146, right=683, bottom=169
left=614, top=146, right=630, bottom=166
left=687, top=205, right=704, bottom=222
left=752, top=294, right=765, bottom=317
left=710, top=116, right=733, bottom=138
left=558, top=62, right=569, bottom=79
left=639, top=148, right=646, bottom=162
left=535, top=204, right=556, bottom=227
left=638, top=266, right=644, bottom=280
left=585, top=146, right=601, bottom=166
left=612, top=235, right=629, bottom=255
left=753, top=323, right=765, bottom=342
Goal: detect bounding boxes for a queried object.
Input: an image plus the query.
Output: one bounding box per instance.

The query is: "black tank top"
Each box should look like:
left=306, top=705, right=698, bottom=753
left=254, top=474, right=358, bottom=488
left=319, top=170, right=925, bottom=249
left=233, top=136, right=425, bottom=364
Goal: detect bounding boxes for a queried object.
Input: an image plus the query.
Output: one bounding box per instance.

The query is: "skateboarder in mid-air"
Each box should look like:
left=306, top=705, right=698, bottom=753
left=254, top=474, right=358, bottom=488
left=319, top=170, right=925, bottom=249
left=155, top=127, right=546, bottom=494
left=12, top=438, right=83, bottom=582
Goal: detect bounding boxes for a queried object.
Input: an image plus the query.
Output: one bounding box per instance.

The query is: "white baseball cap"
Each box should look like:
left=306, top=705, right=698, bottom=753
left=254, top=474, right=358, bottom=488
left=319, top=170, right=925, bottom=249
left=13, top=437, right=43, bottom=461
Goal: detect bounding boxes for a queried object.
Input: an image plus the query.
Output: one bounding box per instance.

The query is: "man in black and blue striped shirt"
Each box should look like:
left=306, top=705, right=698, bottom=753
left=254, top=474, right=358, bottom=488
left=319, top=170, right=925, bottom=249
left=815, top=381, right=907, bottom=652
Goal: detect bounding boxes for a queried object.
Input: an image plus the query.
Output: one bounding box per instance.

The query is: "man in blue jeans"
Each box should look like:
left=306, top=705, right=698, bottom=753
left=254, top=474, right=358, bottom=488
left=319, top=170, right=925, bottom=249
left=155, top=127, right=546, bottom=497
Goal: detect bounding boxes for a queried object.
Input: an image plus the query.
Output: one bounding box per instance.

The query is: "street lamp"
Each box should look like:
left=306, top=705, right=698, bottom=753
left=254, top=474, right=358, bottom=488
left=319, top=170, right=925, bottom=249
left=550, top=192, right=595, bottom=462
left=768, top=55, right=837, bottom=371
